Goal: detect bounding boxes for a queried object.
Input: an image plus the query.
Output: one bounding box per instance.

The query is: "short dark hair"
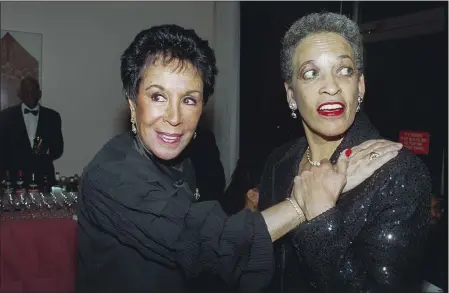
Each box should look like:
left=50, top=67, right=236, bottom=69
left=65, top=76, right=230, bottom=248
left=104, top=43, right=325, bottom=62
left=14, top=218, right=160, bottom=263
left=120, top=24, right=218, bottom=104
left=281, top=12, right=364, bottom=85
left=20, top=76, right=40, bottom=89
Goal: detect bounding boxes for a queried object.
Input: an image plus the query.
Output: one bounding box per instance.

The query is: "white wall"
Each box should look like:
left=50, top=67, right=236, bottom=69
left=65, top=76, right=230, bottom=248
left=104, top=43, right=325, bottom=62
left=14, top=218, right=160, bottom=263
left=211, top=2, right=240, bottom=185
left=1, top=1, right=240, bottom=183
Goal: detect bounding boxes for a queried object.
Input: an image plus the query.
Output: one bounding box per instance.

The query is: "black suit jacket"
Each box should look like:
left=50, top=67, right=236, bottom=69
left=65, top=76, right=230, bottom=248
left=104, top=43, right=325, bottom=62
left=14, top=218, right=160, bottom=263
left=0, top=104, right=63, bottom=185
left=259, top=112, right=432, bottom=293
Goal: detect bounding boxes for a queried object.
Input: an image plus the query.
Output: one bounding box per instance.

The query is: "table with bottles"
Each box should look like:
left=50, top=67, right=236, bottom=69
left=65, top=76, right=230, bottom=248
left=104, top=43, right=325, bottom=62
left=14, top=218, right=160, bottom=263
left=0, top=173, right=79, bottom=293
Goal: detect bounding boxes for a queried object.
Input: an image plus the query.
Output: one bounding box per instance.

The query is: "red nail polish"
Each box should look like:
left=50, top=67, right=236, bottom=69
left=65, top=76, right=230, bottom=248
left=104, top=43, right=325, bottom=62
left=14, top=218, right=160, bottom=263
left=344, top=148, right=352, bottom=158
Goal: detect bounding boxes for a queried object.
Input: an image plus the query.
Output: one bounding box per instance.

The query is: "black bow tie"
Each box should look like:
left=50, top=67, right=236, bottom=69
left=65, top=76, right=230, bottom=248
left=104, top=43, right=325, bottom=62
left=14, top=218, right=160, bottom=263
left=24, top=108, right=39, bottom=116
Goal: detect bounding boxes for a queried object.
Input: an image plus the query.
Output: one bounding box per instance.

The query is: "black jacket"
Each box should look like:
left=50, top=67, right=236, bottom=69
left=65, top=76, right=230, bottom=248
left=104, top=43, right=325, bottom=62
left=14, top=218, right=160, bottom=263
left=259, top=112, right=432, bottom=293
left=0, top=104, right=63, bottom=185
left=187, top=126, right=226, bottom=202
left=76, top=133, right=274, bottom=293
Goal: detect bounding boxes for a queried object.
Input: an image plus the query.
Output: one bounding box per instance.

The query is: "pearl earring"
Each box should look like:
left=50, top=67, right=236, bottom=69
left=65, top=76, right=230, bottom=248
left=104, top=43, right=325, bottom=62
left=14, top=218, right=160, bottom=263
left=131, top=117, right=137, bottom=135
left=289, top=103, right=297, bottom=119
left=356, top=95, right=363, bottom=112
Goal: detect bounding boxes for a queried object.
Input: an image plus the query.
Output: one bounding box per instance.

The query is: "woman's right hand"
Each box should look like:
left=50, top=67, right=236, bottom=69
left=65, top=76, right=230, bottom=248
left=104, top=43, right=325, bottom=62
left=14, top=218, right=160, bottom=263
left=343, top=139, right=402, bottom=193
left=292, top=156, right=349, bottom=220
left=291, top=139, right=401, bottom=220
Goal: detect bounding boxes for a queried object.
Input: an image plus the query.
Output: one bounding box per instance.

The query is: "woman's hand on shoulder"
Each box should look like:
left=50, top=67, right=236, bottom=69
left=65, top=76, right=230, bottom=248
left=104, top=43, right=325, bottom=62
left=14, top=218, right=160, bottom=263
left=292, top=157, right=349, bottom=220
left=343, top=139, right=402, bottom=193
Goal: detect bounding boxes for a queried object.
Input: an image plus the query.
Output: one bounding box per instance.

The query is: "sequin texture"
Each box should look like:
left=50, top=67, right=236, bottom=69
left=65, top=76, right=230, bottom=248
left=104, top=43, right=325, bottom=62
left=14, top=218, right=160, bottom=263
left=259, top=112, right=432, bottom=293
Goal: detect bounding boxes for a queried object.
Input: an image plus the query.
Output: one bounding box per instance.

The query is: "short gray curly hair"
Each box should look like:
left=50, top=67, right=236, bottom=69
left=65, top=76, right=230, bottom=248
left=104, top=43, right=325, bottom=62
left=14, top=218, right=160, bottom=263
left=281, top=12, right=364, bottom=84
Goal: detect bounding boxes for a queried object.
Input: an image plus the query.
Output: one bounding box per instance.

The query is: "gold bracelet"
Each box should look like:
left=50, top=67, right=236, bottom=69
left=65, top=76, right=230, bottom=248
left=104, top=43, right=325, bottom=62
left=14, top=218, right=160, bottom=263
left=286, top=197, right=306, bottom=222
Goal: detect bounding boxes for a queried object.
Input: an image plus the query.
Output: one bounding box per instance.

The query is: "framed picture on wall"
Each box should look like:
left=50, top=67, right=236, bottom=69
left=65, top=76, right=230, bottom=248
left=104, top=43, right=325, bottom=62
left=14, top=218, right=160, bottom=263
left=0, top=29, right=43, bottom=110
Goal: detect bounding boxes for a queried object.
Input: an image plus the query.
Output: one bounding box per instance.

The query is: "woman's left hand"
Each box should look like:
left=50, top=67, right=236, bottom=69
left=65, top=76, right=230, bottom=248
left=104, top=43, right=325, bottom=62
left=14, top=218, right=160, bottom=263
left=342, top=139, right=402, bottom=193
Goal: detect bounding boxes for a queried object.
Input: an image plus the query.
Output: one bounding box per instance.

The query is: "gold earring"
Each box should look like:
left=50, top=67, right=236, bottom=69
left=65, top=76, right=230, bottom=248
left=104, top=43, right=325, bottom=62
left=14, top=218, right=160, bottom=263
left=131, top=117, right=137, bottom=135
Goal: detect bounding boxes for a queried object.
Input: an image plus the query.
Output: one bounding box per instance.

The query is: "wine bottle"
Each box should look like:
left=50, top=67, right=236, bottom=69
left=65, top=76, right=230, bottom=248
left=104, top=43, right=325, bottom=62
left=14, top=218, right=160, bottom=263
left=2, top=170, right=12, bottom=192
left=29, top=173, right=39, bottom=192
left=2, top=170, right=13, bottom=206
left=42, top=175, right=50, bottom=194
left=15, top=170, right=26, bottom=194
left=15, top=170, right=26, bottom=209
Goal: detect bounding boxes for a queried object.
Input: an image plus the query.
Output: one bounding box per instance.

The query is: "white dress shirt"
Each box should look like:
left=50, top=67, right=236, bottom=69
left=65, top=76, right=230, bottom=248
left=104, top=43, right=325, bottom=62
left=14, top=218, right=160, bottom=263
left=21, top=103, right=40, bottom=147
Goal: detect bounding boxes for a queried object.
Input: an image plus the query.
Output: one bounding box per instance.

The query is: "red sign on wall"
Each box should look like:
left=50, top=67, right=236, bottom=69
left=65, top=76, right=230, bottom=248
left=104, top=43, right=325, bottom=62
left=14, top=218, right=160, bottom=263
left=398, top=131, right=430, bottom=155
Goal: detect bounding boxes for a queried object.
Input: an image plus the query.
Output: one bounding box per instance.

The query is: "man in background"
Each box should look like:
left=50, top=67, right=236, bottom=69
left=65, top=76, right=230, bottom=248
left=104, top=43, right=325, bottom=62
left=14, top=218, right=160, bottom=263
left=0, top=76, right=63, bottom=186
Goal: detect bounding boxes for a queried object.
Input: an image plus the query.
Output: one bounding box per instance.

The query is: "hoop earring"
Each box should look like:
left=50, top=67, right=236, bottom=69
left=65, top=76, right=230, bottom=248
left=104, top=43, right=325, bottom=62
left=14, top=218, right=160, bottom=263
left=131, top=117, right=137, bottom=135
left=356, top=95, right=363, bottom=112
left=289, top=103, right=298, bottom=119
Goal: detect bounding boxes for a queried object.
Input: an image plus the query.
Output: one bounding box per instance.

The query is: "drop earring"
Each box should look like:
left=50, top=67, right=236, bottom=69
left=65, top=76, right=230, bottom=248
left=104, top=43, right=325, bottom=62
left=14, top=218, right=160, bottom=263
left=356, top=95, right=363, bottom=112
left=289, top=103, right=297, bottom=119
left=131, top=117, right=137, bottom=135
left=193, top=132, right=197, bottom=139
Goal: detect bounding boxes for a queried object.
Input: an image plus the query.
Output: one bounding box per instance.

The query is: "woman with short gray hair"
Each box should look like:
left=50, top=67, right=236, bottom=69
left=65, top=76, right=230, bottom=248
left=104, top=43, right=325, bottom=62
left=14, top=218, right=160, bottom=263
left=259, top=12, right=431, bottom=293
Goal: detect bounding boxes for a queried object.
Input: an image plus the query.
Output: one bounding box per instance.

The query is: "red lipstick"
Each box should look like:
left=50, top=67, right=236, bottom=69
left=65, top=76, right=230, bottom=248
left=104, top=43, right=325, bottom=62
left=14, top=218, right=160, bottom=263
left=317, top=102, right=345, bottom=117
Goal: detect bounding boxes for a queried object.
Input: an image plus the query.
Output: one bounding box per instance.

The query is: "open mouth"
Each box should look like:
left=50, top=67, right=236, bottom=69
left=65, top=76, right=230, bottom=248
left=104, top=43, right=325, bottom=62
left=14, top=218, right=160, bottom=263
left=317, top=102, right=345, bottom=117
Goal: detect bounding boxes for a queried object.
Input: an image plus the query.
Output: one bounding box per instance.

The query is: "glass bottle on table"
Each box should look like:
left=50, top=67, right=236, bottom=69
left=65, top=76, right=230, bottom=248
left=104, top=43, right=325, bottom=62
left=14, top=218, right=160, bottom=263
left=14, top=170, right=26, bottom=210
left=57, top=175, right=69, bottom=207
left=67, top=176, right=79, bottom=204
left=55, top=172, right=61, bottom=185
left=28, top=173, right=39, bottom=192
left=1, top=170, right=10, bottom=210
left=2, top=170, right=12, bottom=190
left=53, top=172, right=61, bottom=193
left=70, top=176, right=78, bottom=193
left=69, top=176, right=74, bottom=189
left=49, top=172, right=63, bottom=208
left=39, top=175, right=52, bottom=209
left=60, top=176, right=68, bottom=192
left=41, top=175, right=50, bottom=194
left=73, top=174, right=80, bottom=194
left=15, top=170, right=25, bottom=193
left=28, top=173, right=40, bottom=208
left=2, top=170, right=14, bottom=209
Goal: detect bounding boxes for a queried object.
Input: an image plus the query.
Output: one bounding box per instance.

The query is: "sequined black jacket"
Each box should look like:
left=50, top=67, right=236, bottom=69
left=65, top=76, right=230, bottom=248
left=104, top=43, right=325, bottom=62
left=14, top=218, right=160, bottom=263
left=258, top=113, right=432, bottom=293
